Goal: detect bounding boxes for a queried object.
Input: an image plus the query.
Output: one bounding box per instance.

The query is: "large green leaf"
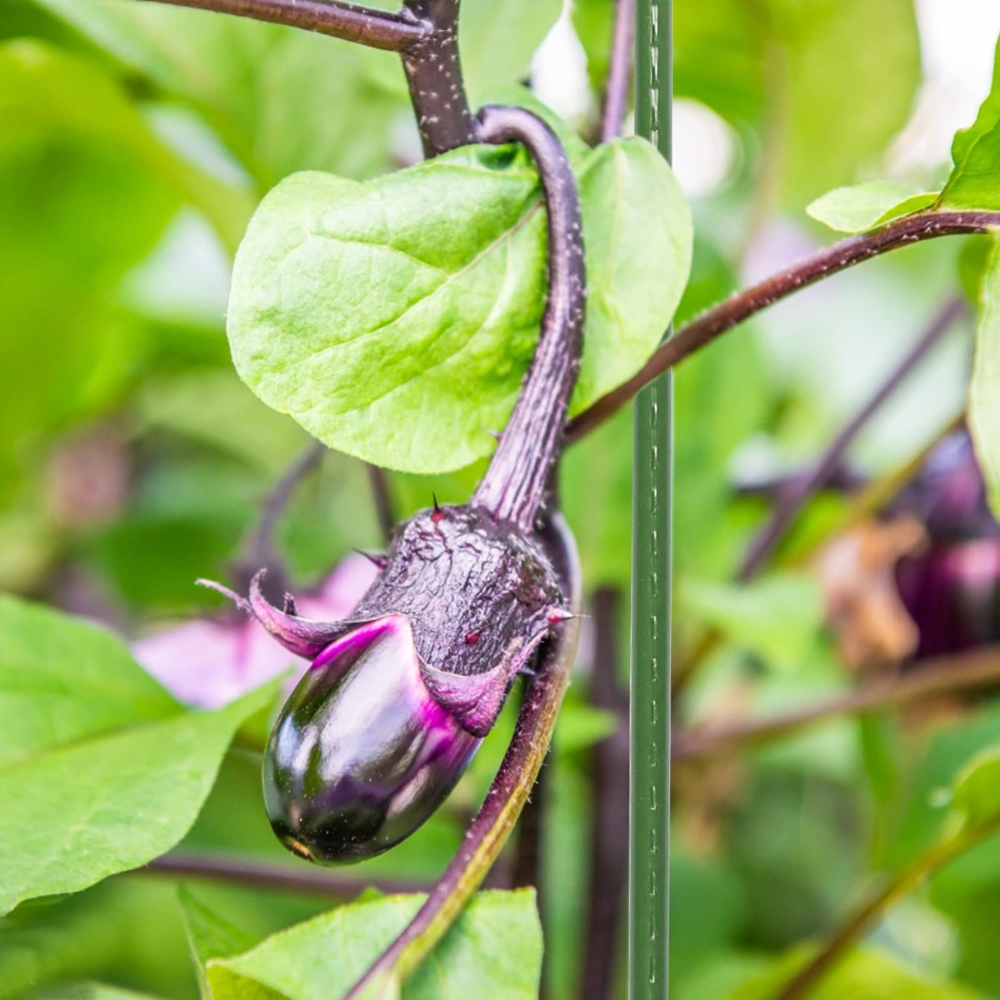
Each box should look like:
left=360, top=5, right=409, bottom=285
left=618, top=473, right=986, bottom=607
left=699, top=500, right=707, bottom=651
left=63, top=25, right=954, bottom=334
left=0, top=595, right=277, bottom=914
left=0, top=39, right=250, bottom=249
left=681, top=573, right=824, bottom=672
left=968, top=240, right=1000, bottom=516
left=35, top=0, right=398, bottom=186
left=952, top=748, right=1000, bottom=830
left=208, top=889, right=542, bottom=1000
left=228, top=138, right=691, bottom=473
left=674, top=0, right=766, bottom=124
left=34, top=986, right=169, bottom=1000
left=178, top=888, right=271, bottom=1000
left=0, top=596, right=177, bottom=767
left=886, top=703, right=1000, bottom=870
left=459, top=0, right=561, bottom=101
left=0, top=42, right=176, bottom=503
left=727, top=946, right=986, bottom=999
left=672, top=0, right=920, bottom=205
left=768, top=0, right=920, bottom=206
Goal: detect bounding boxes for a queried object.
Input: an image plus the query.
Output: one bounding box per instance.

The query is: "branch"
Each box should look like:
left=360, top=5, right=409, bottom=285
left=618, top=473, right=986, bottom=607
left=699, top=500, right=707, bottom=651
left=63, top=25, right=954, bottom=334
left=366, top=463, right=396, bottom=546
left=141, top=850, right=434, bottom=897
left=401, top=0, right=477, bottom=156
left=567, top=210, right=1000, bottom=443
left=738, top=296, right=967, bottom=581
left=345, top=514, right=583, bottom=999
left=582, top=587, right=629, bottom=1000
left=239, top=441, right=326, bottom=596
left=601, top=0, right=635, bottom=143
left=672, top=412, right=964, bottom=697
left=510, top=746, right=551, bottom=999
left=672, top=644, right=1000, bottom=761
left=137, top=0, right=430, bottom=50
left=771, top=813, right=1000, bottom=1000
left=139, top=0, right=475, bottom=156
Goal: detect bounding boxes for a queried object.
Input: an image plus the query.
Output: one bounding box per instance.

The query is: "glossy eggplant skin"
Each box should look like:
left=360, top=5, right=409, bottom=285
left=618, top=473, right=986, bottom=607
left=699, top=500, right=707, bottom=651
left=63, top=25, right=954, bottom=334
left=263, top=615, right=480, bottom=864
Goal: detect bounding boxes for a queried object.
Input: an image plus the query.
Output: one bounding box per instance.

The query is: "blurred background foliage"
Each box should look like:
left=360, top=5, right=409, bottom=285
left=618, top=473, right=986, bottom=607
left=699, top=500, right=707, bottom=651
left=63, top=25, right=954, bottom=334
left=4, top=0, right=1000, bottom=997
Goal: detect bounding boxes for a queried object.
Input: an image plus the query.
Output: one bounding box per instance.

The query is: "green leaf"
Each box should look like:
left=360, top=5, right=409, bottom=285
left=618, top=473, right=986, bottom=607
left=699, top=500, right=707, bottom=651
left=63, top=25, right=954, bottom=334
left=766, top=0, right=921, bottom=206
left=681, top=573, right=824, bottom=671
left=35, top=0, right=398, bottom=186
left=673, top=241, right=771, bottom=579
left=807, top=181, right=936, bottom=234
left=0, top=39, right=250, bottom=251
left=459, top=0, right=561, bottom=101
left=228, top=139, right=691, bottom=474
left=670, top=853, right=748, bottom=986
left=952, top=749, right=1000, bottom=830
left=178, top=888, right=272, bottom=1000
left=208, top=889, right=542, bottom=1000
left=727, top=945, right=986, bottom=999
left=561, top=403, right=633, bottom=588
left=0, top=595, right=278, bottom=914
left=552, top=691, right=618, bottom=754
left=33, top=985, right=169, bottom=1000
left=137, top=369, right=310, bottom=476
left=0, top=43, right=177, bottom=503
left=672, top=0, right=920, bottom=206
left=940, top=38, right=1000, bottom=211
left=887, top=703, right=1000, bottom=870
left=0, top=595, right=177, bottom=767
left=968, top=240, right=1000, bottom=517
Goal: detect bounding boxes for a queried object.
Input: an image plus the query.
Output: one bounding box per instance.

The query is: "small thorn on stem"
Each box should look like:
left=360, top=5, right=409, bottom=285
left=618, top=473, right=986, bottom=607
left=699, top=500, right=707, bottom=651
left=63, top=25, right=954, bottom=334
left=431, top=493, right=446, bottom=523
left=547, top=607, right=577, bottom=625
left=355, top=549, right=389, bottom=570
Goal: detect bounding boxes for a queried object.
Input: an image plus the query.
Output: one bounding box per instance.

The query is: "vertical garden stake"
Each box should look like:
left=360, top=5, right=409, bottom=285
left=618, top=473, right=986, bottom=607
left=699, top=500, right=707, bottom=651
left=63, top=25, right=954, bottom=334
left=632, top=1, right=672, bottom=997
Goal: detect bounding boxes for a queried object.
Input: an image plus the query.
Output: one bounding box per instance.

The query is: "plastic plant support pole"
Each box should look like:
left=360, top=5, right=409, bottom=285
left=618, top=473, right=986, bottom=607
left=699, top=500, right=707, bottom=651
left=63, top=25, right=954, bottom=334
left=631, top=1, right=672, bottom=998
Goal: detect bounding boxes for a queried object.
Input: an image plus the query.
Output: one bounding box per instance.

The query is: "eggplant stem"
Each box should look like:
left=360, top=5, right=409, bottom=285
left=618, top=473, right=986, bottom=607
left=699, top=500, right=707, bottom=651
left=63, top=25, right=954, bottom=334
left=472, top=106, right=587, bottom=532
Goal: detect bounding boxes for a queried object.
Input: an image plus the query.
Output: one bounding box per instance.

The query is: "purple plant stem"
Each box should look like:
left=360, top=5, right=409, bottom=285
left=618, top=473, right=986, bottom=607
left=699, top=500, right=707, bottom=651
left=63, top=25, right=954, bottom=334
left=567, top=211, right=1000, bottom=443
left=510, top=751, right=551, bottom=1000
left=738, top=295, right=967, bottom=581
left=248, top=441, right=326, bottom=569
left=401, top=0, right=478, bottom=156
left=344, top=514, right=583, bottom=999
left=366, top=463, right=396, bottom=546
left=672, top=642, right=1000, bottom=761
left=601, top=0, right=635, bottom=143
left=140, top=0, right=475, bottom=157
left=137, top=0, right=429, bottom=49
left=473, top=106, right=587, bottom=530
left=582, top=587, right=629, bottom=1000
left=141, top=851, right=434, bottom=897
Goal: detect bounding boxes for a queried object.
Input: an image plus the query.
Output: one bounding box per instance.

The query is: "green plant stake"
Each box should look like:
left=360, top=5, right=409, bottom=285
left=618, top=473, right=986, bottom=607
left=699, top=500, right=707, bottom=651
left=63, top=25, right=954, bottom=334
left=631, top=0, right=672, bottom=997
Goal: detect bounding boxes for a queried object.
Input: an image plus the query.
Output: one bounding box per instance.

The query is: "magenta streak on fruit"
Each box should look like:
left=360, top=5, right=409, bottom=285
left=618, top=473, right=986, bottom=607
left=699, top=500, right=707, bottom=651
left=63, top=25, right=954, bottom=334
left=265, top=613, right=481, bottom=864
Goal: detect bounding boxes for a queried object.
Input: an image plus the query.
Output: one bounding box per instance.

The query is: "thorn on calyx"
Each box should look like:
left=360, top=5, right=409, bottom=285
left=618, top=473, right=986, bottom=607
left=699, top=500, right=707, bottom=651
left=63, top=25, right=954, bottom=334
left=355, top=549, right=388, bottom=570
left=547, top=607, right=578, bottom=625
left=431, top=493, right=446, bottom=523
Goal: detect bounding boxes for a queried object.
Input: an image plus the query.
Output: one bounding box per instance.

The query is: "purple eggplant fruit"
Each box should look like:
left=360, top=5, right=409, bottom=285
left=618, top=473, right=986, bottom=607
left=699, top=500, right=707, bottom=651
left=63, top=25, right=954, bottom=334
left=206, top=105, right=586, bottom=863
